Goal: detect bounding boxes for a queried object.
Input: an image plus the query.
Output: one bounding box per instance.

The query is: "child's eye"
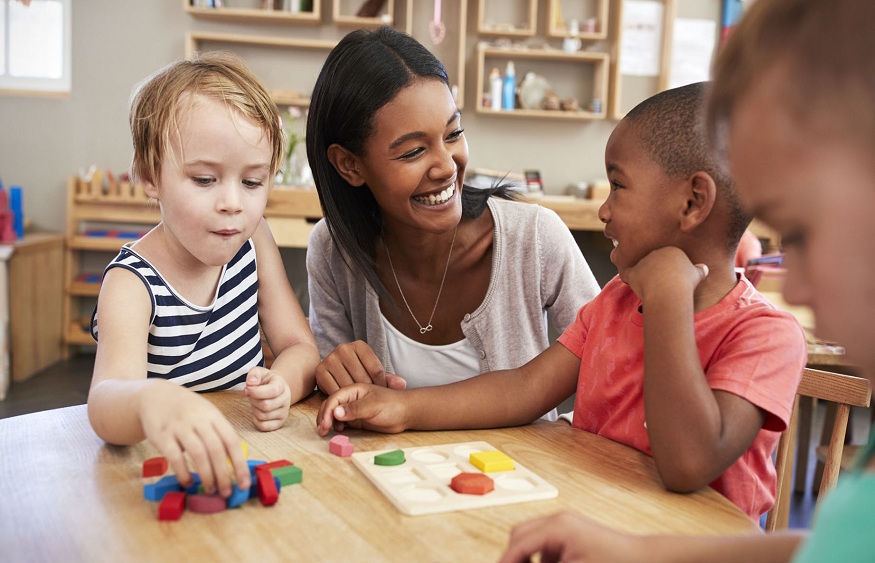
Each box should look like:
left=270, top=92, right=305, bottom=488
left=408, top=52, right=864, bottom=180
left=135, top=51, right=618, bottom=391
left=781, top=230, right=806, bottom=250
left=193, top=176, right=214, bottom=186
left=243, top=179, right=264, bottom=189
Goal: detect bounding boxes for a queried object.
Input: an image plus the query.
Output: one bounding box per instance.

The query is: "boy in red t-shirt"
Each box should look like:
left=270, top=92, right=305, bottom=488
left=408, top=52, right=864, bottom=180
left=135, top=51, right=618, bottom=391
left=315, top=82, right=806, bottom=519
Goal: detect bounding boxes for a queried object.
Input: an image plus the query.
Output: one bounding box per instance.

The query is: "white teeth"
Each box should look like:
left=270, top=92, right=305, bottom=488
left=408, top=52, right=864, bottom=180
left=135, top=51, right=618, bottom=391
left=612, top=239, right=618, bottom=248
left=414, top=185, right=455, bottom=206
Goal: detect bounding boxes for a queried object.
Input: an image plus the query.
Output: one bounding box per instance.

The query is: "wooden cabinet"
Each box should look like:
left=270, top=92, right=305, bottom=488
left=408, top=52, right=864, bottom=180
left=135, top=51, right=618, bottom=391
left=8, top=233, right=65, bottom=381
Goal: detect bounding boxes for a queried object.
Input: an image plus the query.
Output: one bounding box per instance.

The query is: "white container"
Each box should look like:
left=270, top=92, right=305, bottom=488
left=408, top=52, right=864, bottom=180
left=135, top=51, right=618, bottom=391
left=489, top=68, right=502, bottom=110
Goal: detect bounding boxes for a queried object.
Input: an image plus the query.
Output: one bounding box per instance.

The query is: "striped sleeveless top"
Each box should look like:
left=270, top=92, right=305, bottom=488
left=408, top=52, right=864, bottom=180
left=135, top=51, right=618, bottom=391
left=91, top=240, right=264, bottom=392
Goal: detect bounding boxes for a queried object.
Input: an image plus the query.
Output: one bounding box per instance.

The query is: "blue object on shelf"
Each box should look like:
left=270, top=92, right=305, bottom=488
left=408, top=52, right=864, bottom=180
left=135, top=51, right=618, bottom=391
left=9, top=186, right=23, bottom=238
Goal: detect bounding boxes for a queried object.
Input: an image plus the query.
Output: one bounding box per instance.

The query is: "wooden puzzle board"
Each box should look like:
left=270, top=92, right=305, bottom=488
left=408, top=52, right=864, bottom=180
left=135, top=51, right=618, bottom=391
left=351, top=441, right=558, bottom=516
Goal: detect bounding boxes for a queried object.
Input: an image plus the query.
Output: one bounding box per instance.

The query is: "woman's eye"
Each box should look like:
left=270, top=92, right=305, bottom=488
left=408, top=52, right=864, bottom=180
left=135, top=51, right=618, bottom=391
left=399, top=147, right=424, bottom=160
left=448, top=128, right=465, bottom=141
left=609, top=180, right=623, bottom=191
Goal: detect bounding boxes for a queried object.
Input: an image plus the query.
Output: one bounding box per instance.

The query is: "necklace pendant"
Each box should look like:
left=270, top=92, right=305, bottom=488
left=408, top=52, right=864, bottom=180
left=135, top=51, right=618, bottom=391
left=420, top=325, right=433, bottom=334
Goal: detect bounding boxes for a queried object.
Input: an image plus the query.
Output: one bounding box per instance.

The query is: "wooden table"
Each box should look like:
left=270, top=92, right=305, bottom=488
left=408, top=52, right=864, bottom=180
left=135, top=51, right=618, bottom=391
left=0, top=393, right=759, bottom=561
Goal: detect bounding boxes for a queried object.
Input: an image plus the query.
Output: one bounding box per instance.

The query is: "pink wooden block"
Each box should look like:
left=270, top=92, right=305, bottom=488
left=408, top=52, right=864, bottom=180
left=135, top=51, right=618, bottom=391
left=188, top=494, right=226, bottom=514
left=329, top=435, right=354, bottom=457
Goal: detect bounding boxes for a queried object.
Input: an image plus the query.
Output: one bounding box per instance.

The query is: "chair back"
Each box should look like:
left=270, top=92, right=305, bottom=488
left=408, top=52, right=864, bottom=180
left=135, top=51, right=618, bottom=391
left=766, top=368, right=871, bottom=531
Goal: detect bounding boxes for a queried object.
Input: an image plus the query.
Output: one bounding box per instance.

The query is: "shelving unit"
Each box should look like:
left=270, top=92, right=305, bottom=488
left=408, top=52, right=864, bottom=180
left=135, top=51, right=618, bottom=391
left=477, top=0, right=537, bottom=36
left=333, top=0, right=394, bottom=27
left=184, top=3, right=321, bottom=24
left=547, top=0, right=610, bottom=41
left=62, top=175, right=161, bottom=354
left=475, top=45, right=608, bottom=120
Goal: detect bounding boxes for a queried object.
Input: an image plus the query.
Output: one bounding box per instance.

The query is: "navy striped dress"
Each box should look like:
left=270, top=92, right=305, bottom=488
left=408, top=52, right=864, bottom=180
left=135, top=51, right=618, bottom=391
left=91, top=240, right=264, bottom=391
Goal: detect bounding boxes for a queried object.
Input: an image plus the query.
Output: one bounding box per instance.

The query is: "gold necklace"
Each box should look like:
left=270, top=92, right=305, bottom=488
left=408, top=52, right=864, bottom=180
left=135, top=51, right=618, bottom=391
left=384, top=226, right=458, bottom=334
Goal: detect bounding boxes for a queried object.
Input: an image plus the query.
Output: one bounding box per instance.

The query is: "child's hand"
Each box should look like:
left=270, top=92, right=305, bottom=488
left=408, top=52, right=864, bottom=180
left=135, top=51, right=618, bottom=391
left=139, top=386, right=250, bottom=498
left=499, top=511, right=644, bottom=563
left=315, top=383, right=408, bottom=436
left=243, top=367, right=292, bottom=431
left=315, top=340, right=408, bottom=394
left=622, top=246, right=709, bottom=302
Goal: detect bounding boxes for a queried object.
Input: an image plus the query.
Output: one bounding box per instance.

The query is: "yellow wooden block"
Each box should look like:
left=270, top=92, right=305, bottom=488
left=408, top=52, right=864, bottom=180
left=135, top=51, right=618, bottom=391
left=470, top=450, right=515, bottom=473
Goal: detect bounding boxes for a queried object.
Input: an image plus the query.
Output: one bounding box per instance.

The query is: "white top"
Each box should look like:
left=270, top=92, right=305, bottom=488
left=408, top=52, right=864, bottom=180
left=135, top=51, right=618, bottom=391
left=381, top=314, right=480, bottom=389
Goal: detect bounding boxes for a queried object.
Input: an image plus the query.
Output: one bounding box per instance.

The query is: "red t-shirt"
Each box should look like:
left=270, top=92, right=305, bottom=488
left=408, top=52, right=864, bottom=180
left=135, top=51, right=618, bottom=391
left=558, top=274, right=806, bottom=519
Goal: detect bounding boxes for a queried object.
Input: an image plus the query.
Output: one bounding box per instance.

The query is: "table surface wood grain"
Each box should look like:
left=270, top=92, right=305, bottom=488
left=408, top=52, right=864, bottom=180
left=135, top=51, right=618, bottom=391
left=0, top=392, right=759, bottom=562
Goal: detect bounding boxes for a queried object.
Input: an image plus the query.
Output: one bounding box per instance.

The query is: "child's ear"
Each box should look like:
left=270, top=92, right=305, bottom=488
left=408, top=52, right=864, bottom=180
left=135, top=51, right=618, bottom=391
left=327, top=144, right=366, bottom=186
left=142, top=178, right=159, bottom=200
left=680, top=171, right=717, bottom=232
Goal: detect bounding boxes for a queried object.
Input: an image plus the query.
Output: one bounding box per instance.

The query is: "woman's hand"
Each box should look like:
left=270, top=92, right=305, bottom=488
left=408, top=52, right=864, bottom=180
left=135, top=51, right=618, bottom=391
left=315, top=340, right=407, bottom=394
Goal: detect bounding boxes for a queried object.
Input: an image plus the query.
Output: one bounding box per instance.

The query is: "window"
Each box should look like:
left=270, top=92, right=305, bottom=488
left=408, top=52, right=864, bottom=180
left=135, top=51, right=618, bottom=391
left=0, top=0, right=71, bottom=96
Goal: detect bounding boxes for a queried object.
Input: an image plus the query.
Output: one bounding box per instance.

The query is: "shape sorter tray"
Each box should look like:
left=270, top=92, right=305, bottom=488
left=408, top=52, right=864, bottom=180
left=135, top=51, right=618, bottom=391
left=350, top=441, right=558, bottom=516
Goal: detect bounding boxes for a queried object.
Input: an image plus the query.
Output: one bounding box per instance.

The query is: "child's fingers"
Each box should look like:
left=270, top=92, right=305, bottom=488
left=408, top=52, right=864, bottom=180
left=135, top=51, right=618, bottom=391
left=386, top=374, right=408, bottom=390
left=158, top=438, right=193, bottom=490
left=316, top=385, right=365, bottom=435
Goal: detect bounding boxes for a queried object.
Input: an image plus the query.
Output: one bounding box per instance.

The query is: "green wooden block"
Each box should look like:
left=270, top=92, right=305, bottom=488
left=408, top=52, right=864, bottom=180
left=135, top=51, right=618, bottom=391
left=374, top=449, right=406, bottom=466
left=272, top=465, right=303, bottom=486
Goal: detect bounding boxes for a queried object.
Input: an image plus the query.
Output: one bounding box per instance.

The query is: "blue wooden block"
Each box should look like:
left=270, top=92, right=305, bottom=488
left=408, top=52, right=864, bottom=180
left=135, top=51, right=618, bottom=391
left=227, top=483, right=249, bottom=508
left=184, top=473, right=202, bottom=495
left=247, top=459, right=267, bottom=478
left=143, top=475, right=182, bottom=502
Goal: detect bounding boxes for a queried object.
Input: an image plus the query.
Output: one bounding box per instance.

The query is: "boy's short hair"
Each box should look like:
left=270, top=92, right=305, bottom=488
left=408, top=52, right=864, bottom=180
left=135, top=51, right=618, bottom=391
left=624, top=82, right=750, bottom=249
left=707, top=0, right=875, bottom=154
left=129, top=51, right=283, bottom=186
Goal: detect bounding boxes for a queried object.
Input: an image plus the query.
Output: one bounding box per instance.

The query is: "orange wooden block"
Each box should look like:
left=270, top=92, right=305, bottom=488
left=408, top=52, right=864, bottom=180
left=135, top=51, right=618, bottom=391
left=143, top=457, right=168, bottom=478
left=450, top=472, right=494, bottom=495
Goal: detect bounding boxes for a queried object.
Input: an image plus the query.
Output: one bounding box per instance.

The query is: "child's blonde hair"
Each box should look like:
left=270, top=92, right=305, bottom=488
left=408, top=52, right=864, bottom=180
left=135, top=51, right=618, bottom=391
left=129, top=51, right=283, bottom=186
left=707, top=0, right=875, bottom=154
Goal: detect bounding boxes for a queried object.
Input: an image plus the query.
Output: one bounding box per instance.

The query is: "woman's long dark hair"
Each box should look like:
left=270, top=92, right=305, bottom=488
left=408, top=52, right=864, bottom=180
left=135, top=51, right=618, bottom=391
left=306, top=26, right=515, bottom=296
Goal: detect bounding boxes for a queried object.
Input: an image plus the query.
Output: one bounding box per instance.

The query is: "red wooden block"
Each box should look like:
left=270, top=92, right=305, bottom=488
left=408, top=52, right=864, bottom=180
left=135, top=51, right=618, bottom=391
left=142, top=457, right=168, bottom=478
left=256, top=470, right=279, bottom=506
left=158, top=491, right=186, bottom=520
left=188, top=494, right=226, bottom=514
left=450, top=472, right=494, bottom=495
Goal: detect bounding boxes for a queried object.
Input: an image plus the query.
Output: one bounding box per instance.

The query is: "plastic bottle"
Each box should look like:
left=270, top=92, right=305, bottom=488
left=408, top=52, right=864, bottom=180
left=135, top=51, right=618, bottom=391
left=489, top=68, right=502, bottom=110
left=502, top=61, right=516, bottom=111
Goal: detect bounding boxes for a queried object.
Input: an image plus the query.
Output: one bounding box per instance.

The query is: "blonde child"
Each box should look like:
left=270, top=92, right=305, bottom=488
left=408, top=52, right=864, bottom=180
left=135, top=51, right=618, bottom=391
left=88, top=52, right=319, bottom=498
left=498, top=0, right=875, bottom=561
left=317, top=81, right=807, bottom=520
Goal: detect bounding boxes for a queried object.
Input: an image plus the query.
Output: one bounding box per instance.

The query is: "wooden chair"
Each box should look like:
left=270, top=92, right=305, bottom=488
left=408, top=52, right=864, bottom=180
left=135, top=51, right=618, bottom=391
left=765, top=367, right=871, bottom=531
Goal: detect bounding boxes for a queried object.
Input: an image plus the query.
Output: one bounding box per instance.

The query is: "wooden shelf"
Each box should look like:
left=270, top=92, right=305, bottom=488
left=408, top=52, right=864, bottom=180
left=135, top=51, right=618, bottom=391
left=68, top=282, right=101, bottom=297
left=477, top=0, right=537, bottom=37
left=65, top=323, right=94, bottom=347
left=547, top=0, right=610, bottom=41
left=185, top=5, right=321, bottom=24
left=333, top=0, right=394, bottom=27
left=475, top=45, right=609, bottom=120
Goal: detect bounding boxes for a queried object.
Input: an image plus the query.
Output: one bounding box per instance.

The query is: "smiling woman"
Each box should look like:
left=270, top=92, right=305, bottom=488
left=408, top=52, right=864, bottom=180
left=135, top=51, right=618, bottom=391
left=304, top=26, right=600, bottom=405
left=0, top=0, right=71, bottom=96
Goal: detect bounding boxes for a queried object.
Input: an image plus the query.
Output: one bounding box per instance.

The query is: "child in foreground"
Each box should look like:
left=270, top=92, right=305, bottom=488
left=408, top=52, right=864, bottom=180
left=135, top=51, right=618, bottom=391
left=498, top=0, right=875, bottom=561
left=88, top=52, right=319, bottom=498
left=317, top=81, right=806, bottom=519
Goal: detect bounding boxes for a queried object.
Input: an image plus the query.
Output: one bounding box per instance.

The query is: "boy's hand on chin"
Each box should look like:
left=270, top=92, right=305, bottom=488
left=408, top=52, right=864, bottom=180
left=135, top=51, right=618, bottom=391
left=623, top=247, right=708, bottom=302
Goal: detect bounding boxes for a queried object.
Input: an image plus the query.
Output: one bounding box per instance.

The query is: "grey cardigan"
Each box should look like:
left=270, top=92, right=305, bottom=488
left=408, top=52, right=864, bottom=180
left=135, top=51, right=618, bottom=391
left=306, top=197, right=600, bottom=376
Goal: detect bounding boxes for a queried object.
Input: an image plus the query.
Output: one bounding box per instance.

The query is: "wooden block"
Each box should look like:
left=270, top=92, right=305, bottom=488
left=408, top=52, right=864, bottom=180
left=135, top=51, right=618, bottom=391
left=226, top=483, right=249, bottom=508
left=142, top=456, right=168, bottom=478
left=188, top=494, right=226, bottom=514
left=329, top=435, right=354, bottom=457
left=256, top=471, right=279, bottom=506
left=451, top=472, right=494, bottom=495
left=158, top=491, right=186, bottom=521
left=374, top=449, right=405, bottom=466
left=470, top=450, right=515, bottom=473
left=144, top=475, right=182, bottom=502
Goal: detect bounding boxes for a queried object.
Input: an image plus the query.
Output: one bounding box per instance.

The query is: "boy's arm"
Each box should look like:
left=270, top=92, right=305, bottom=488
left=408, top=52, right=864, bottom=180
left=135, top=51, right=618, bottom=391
left=88, top=267, right=251, bottom=497
left=499, top=511, right=804, bottom=563
left=249, top=219, right=320, bottom=412
left=627, top=247, right=765, bottom=492
left=316, top=343, right=581, bottom=435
